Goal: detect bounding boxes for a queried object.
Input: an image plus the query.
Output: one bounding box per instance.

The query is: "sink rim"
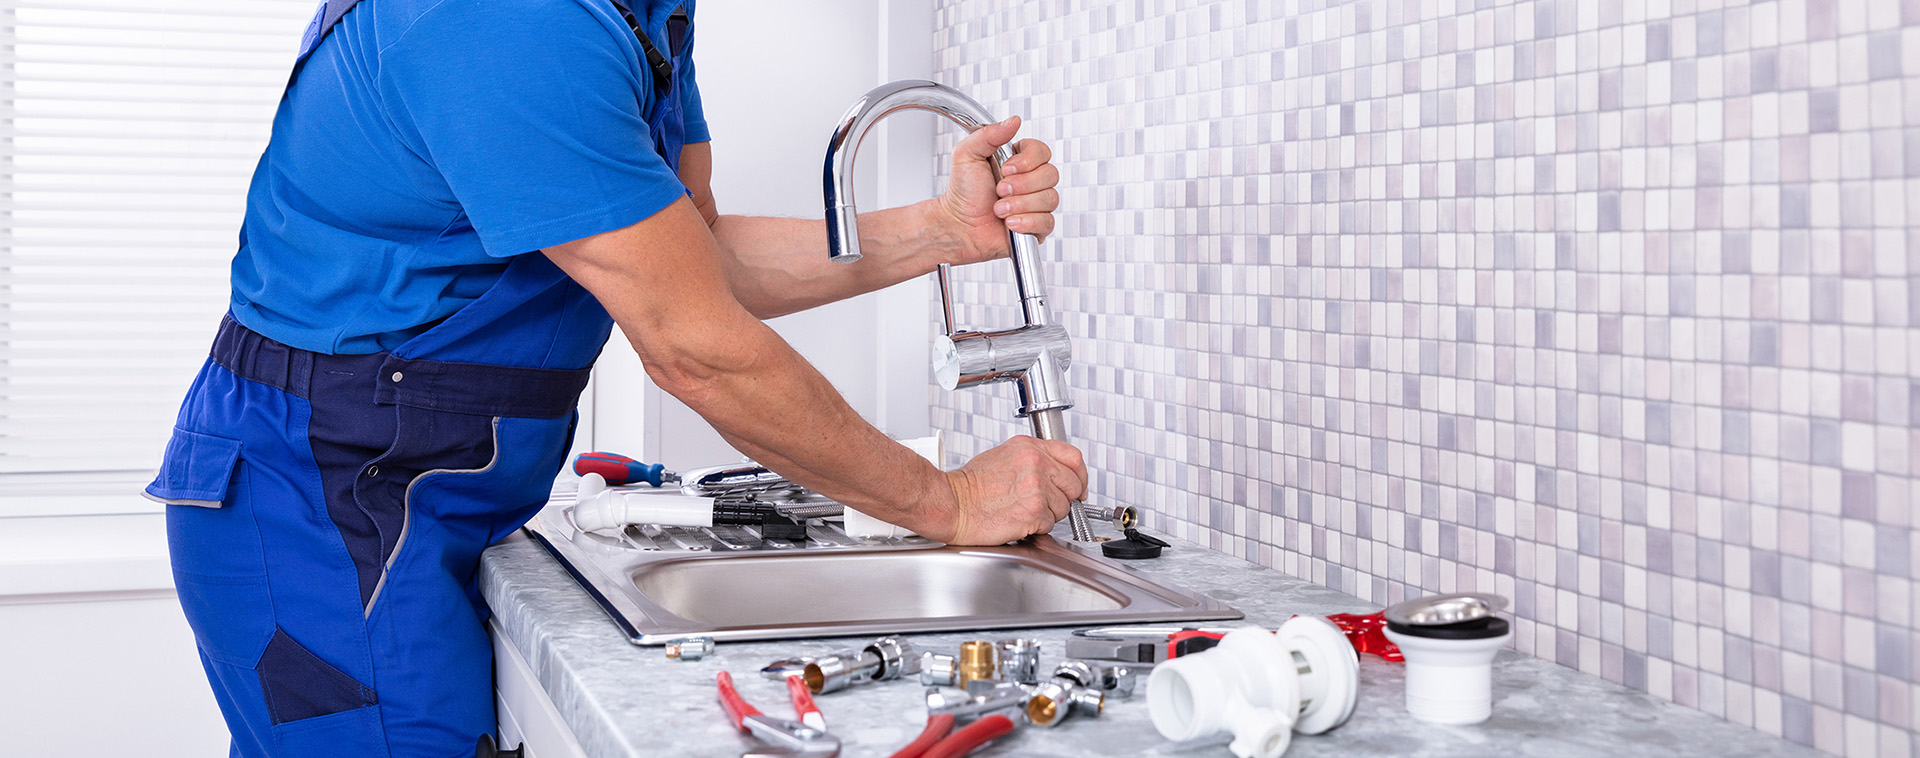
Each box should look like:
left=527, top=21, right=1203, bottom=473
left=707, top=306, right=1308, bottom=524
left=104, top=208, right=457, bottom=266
left=524, top=508, right=1242, bottom=645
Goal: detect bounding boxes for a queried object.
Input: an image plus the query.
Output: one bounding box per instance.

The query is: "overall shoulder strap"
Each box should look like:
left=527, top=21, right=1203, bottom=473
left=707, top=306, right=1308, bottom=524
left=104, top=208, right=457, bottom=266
left=606, top=0, right=677, bottom=98
left=287, top=0, right=363, bottom=88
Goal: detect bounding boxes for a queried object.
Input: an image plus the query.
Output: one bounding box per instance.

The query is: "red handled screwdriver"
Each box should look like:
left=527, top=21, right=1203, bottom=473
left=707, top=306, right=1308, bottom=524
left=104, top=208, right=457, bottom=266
left=572, top=451, right=678, bottom=487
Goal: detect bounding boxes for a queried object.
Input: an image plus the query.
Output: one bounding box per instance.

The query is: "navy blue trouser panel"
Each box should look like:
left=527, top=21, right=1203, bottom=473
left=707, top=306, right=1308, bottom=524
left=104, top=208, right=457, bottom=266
left=212, top=323, right=399, bottom=608
left=154, top=318, right=586, bottom=757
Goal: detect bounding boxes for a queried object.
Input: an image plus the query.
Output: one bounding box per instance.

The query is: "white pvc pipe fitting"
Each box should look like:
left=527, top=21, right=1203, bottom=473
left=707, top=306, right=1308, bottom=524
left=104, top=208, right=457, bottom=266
left=1146, top=619, right=1359, bottom=758
left=1382, top=619, right=1511, bottom=725
left=571, top=472, right=717, bottom=533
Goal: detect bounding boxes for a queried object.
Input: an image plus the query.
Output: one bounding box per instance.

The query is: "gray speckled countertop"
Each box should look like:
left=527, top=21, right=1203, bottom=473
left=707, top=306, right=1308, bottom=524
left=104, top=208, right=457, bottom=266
left=480, top=517, right=1818, bottom=758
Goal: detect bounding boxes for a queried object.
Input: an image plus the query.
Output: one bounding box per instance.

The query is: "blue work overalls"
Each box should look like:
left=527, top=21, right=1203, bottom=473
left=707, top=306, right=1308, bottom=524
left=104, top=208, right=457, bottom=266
left=143, top=2, right=694, bottom=755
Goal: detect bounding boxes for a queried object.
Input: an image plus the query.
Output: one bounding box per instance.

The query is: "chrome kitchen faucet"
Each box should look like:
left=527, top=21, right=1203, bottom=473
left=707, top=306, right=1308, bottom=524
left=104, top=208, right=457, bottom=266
left=822, top=80, right=1127, bottom=542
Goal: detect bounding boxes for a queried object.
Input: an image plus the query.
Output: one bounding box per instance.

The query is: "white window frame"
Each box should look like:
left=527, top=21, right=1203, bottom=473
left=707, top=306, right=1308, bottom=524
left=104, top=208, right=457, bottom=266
left=0, top=0, right=317, bottom=518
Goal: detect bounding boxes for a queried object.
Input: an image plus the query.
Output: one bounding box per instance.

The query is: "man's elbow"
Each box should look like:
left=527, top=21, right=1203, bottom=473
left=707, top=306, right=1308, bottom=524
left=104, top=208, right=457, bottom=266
left=630, top=328, right=770, bottom=412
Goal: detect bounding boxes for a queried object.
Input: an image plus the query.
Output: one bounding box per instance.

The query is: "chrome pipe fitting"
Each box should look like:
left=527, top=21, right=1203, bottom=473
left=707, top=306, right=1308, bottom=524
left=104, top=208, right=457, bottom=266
left=998, top=638, right=1042, bottom=685
left=920, top=652, right=960, bottom=687
left=867, top=636, right=921, bottom=681
left=1053, top=660, right=1138, bottom=699
left=663, top=636, right=714, bottom=661
left=1098, top=664, right=1139, bottom=699
left=1051, top=661, right=1098, bottom=688
left=1074, top=503, right=1136, bottom=531
left=1025, top=679, right=1104, bottom=728
left=802, top=636, right=919, bottom=693
left=801, top=651, right=874, bottom=694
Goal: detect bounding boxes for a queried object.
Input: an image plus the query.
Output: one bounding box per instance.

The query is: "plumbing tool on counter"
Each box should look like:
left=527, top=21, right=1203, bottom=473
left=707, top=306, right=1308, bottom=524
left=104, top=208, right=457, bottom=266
left=572, top=452, right=802, bottom=499
left=1380, top=593, right=1512, bottom=725
left=1063, top=625, right=1243, bottom=664
left=889, top=713, right=1016, bottom=758
left=1145, top=618, right=1360, bottom=758
left=572, top=472, right=812, bottom=541
left=573, top=451, right=676, bottom=487
left=823, top=80, right=1136, bottom=543
left=717, top=671, right=840, bottom=758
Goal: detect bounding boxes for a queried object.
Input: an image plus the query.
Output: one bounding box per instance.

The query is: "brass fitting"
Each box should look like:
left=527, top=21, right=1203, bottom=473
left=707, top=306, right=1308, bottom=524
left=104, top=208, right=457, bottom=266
left=957, top=640, right=1000, bottom=689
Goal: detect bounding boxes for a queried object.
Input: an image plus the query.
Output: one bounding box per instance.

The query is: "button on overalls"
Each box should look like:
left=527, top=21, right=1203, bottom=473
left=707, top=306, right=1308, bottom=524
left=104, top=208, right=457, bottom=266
left=143, top=2, right=694, bottom=755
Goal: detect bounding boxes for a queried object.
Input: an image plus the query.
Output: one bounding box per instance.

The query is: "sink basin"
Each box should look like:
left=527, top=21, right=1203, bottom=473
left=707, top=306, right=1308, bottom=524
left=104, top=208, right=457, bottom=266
left=524, top=503, right=1241, bottom=644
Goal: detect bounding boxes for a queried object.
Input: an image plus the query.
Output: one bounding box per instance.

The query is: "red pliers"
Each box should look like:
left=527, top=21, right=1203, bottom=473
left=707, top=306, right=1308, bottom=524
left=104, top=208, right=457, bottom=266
left=887, top=713, right=1017, bottom=758
left=717, top=671, right=838, bottom=758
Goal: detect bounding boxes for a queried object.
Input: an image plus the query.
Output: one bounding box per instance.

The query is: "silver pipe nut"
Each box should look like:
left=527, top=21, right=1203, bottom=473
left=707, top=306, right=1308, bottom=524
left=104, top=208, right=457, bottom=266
left=1050, top=661, right=1098, bottom=688
left=1098, top=665, right=1138, bottom=699
left=865, top=636, right=919, bottom=681
left=920, top=652, right=960, bottom=687
left=998, top=638, right=1042, bottom=684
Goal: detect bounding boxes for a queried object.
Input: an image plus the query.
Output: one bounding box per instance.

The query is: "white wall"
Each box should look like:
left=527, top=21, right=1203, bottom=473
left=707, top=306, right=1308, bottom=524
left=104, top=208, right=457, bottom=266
left=0, top=516, right=229, bottom=756
left=590, top=0, right=936, bottom=468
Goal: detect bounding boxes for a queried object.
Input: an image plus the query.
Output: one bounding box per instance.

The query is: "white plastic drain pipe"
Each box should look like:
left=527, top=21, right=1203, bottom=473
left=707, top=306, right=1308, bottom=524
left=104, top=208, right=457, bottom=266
left=1147, top=618, right=1359, bottom=758
left=571, top=472, right=718, bottom=533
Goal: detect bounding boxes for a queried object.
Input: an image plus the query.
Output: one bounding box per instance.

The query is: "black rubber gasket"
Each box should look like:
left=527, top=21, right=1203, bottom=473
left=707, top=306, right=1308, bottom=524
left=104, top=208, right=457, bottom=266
left=1386, top=615, right=1511, bottom=640
left=1101, top=537, right=1164, bottom=560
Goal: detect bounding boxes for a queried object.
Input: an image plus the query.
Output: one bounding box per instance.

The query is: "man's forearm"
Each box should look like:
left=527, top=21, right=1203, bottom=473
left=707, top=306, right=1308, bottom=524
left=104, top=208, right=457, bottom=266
left=545, top=198, right=967, bottom=541
left=708, top=201, right=962, bottom=319
left=640, top=312, right=960, bottom=536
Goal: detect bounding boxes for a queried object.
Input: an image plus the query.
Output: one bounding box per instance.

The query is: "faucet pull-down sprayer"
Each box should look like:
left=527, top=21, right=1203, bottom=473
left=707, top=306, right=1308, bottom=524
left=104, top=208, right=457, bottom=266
left=821, top=79, right=1131, bottom=542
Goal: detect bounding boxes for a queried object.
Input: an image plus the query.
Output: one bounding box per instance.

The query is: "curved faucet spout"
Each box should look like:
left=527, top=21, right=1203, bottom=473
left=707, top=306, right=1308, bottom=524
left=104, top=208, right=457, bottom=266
left=822, top=80, right=1053, bottom=330
left=823, top=80, right=998, bottom=264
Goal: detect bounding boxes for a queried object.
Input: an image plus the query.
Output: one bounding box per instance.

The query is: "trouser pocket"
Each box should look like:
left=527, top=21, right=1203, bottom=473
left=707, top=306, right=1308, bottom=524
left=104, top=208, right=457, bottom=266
left=155, top=423, right=384, bottom=750
left=153, top=427, right=276, bottom=666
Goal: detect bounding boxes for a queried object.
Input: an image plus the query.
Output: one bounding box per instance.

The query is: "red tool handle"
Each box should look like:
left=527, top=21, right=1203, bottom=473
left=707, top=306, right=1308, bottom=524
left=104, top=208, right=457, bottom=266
left=887, top=713, right=956, bottom=758
left=1324, top=611, right=1404, bottom=662
left=715, top=671, right=761, bottom=730
left=784, top=673, right=824, bottom=730
left=923, top=714, right=1015, bottom=758
left=1167, top=629, right=1226, bottom=659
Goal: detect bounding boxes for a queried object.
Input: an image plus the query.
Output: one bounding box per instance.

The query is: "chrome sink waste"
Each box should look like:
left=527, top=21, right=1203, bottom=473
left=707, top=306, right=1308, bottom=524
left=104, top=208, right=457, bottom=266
left=523, top=491, right=1241, bottom=645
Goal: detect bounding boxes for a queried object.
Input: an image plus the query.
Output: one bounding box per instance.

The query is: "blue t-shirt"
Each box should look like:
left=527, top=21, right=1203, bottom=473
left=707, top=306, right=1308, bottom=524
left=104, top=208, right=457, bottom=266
left=230, top=0, right=708, bottom=354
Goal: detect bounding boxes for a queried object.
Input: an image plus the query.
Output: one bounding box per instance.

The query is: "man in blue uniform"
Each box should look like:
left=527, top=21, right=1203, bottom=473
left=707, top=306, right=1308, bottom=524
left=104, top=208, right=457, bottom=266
left=143, top=0, right=1081, bottom=755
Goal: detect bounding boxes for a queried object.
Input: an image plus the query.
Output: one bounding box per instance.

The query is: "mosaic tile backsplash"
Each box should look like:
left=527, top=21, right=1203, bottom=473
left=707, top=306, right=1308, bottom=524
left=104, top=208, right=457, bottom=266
left=927, top=0, right=1920, bottom=754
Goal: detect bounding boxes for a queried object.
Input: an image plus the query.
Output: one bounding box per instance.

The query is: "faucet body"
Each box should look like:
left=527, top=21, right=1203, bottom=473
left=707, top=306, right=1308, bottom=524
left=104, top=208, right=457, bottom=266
left=823, top=80, right=1097, bottom=540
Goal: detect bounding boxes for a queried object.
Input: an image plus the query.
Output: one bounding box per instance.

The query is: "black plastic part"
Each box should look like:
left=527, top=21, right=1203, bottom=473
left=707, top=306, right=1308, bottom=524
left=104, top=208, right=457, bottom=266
left=1386, top=615, right=1511, bottom=640
left=1101, top=528, right=1170, bottom=559
left=758, top=514, right=809, bottom=541
left=1169, top=631, right=1224, bottom=658
left=712, top=501, right=778, bottom=525
left=1125, top=528, right=1171, bottom=547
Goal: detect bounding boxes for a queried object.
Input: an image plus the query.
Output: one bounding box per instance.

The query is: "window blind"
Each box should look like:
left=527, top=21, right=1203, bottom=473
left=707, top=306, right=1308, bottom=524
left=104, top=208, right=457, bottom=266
left=0, top=0, right=314, bottom=479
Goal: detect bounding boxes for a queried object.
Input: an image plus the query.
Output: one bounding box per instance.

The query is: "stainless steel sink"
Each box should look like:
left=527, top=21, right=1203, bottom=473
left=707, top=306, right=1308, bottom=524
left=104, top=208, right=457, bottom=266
left=523, top=501, right=1241, bottom=644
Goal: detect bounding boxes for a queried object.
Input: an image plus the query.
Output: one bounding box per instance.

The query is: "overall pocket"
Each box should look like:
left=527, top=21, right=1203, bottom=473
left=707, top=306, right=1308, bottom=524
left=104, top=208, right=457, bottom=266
left=151, top=427, right=275, bottom=667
